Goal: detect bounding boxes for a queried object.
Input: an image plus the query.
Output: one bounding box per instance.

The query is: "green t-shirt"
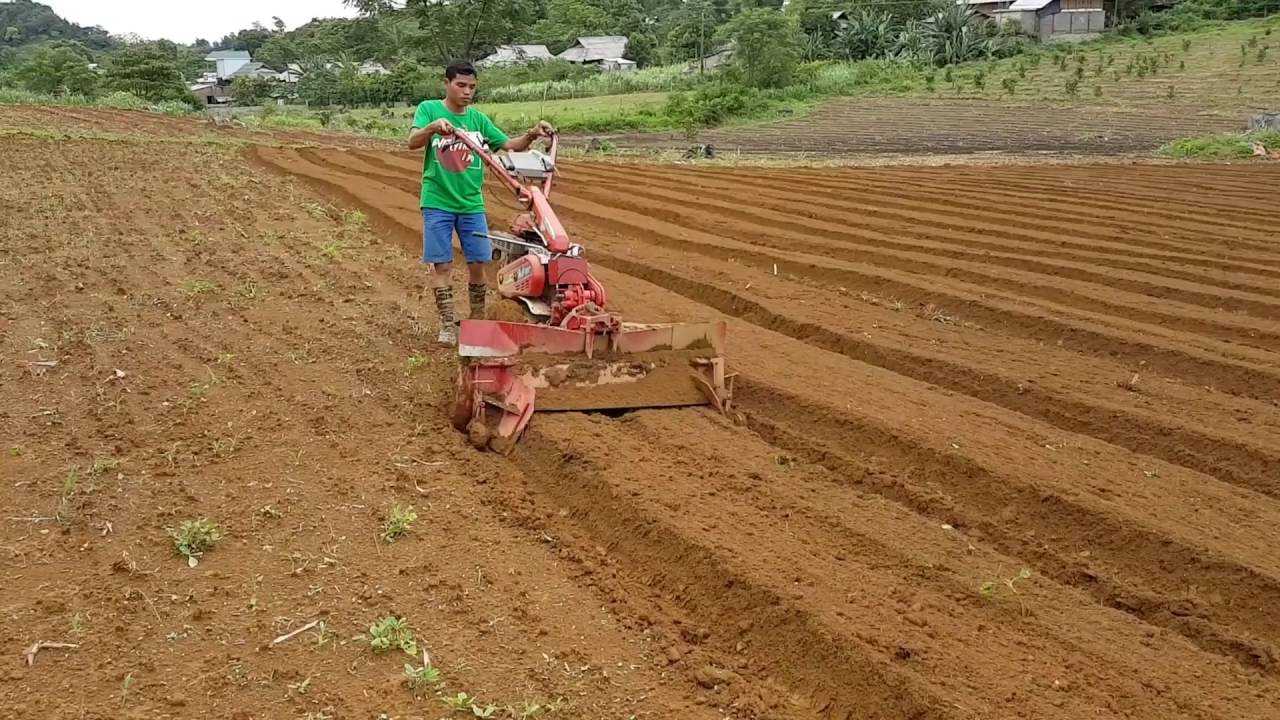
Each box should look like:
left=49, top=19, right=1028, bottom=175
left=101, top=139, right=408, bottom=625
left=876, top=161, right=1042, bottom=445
left=412, top=100, right=510, bottom=214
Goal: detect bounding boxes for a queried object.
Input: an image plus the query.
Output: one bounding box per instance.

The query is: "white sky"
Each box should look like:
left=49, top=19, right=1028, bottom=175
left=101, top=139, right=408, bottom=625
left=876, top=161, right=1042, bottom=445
left=44, top=1, right=361, bottom=45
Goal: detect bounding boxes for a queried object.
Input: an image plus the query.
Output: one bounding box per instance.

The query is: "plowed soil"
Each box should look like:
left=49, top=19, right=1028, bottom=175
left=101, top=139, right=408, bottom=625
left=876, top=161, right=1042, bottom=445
left=596, top=98, right=1243, bottom=156
left=4, top=106, right=1280, bottom=720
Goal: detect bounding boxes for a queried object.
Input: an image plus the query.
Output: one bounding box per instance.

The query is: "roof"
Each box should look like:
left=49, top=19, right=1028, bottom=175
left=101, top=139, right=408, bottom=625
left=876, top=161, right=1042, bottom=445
left=957, top=0, right=1012, bottom=4
left=229, top=62, right=274, bottom=78
left=1006, top=0, right=1053, bottom=9
left=478, top=44, right=554, bottom=65
left=558, top=36, right=628, bottom=63
left=206, top=50, right=251, bottom=61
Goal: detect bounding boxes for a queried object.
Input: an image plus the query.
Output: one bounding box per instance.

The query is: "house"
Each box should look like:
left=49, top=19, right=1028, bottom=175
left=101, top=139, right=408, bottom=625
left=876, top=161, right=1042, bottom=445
left=276, top=63, right=304, bottom=83
left=995, top=0, right=1105, bottom=43
left=189, top=81, right=231, bottom=105
left=324, top=61, right=392, bottom=76
left=228, top=62, right=279, bottom=81
left=205, top=50, right=251, bottom=80
left=956, top=0, right=1016, bottom=18
left=558, top=36, right=628, bottom=64
left=476, top=44, right=554, bottom=68
left=600, top=58, right=636, bottom=73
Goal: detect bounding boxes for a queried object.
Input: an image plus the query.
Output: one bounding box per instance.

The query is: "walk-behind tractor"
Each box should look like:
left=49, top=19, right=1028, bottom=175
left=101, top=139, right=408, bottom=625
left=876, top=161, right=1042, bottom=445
left=447, top=130, right=734, bottom=454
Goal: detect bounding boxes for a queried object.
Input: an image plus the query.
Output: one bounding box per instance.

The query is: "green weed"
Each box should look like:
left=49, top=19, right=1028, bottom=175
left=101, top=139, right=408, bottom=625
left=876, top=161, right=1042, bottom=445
left=403, top=660, right=444, bottom=694
left=344, top=209, right=368, bottom=226
left=364, top=615, right=417, bottom=655
left=382, top=504, right=417, bottom=543
left=169, top=519, right=223, bottom=567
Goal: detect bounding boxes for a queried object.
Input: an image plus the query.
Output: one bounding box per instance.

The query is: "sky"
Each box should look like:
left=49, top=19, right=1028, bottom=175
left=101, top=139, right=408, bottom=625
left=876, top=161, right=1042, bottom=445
left=43, top=0, right=361, bottom=45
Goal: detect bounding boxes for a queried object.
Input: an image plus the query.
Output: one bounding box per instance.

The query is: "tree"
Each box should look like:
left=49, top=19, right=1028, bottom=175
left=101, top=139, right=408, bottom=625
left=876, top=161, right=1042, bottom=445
left=272, top=16, right=287, bottom=33
left=835, top=8, right=897, bottom=61
left=103, top=44, right=191, bottom=103
left=231, top=75, right=274, bottom=105
left=13, top=44, right=99, bottom=94
left=716, top=8, right=801, bottom=88
left=4, top=26, right=22, bottom=44
left=661, top=0, right=730, bottom=64
left=625, top=30, right=657, bottom=67
left=298, top=65, right=339, bottom=106
left=533, top=0, right=613, bottom=50
left=347, top=0, right=538, bottom=64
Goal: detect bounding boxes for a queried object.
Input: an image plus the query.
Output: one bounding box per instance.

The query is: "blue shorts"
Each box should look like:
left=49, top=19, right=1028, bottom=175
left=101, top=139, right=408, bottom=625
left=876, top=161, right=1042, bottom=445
left=421, top=208, right=491, bottom=264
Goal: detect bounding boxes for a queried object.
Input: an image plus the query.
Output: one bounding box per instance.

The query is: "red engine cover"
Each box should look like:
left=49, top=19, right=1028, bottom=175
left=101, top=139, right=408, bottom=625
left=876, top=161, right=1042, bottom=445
left=496, top=254, right=545, bottom=299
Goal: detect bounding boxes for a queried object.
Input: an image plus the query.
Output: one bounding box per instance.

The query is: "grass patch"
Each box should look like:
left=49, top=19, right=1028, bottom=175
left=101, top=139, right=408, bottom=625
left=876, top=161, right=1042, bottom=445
left=382, top=503, right=417, bottom=542
left=1158, top=130, right=1280, bottom=159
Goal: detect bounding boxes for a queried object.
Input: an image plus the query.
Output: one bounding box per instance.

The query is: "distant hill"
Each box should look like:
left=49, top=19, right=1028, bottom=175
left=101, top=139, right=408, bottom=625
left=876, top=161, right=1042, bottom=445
left=0, top=0, right=114, bottom=53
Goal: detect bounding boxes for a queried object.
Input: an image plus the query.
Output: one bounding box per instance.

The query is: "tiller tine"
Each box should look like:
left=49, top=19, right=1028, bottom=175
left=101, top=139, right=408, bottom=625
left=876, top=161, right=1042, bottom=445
left=452, top=319, right=734, bottom=454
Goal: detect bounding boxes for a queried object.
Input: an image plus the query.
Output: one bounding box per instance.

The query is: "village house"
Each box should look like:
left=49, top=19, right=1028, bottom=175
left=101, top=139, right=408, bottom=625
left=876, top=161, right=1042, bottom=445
left=996, top=0, right=1106, bottom=42
left=558, top=36, right=634, bottom=71
left=476, top=44, right=554, bottom=68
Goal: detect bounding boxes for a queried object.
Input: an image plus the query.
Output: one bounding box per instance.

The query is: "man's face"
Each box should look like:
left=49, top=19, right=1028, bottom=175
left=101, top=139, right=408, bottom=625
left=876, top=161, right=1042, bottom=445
left=446, top=74, right=477, bottom=106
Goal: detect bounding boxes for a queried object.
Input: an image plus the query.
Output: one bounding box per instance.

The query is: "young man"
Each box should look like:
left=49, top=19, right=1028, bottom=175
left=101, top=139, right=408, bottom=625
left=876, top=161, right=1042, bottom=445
left=409, top=60, right=554, bottom=346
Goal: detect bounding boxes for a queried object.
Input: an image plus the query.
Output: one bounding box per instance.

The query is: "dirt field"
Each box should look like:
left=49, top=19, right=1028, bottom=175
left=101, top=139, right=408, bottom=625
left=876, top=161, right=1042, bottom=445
left=4, top=106, right=1280, bottom=720
left=598, top=97, right=1245, bottom=156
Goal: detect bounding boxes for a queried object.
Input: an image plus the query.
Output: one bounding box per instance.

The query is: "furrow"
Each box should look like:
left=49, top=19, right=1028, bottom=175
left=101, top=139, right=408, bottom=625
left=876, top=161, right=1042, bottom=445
left=563, top=169, right=1280, bottom=341
left=581, top=164, right=1280, bottom=268
left=730, top=379, right=1280, bottom=675
left=584, top=249, right=1280, bottom=500
left=550, top=194, right=1280, bottom=400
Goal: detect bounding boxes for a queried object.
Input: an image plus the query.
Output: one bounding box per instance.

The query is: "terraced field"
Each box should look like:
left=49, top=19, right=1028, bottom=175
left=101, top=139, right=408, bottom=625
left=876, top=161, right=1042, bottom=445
left=4, top=104, right=1280, bottom=719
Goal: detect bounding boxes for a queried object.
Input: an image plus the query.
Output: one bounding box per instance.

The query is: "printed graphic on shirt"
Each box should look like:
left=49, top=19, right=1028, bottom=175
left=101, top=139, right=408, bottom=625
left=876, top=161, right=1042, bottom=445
left=433, top=130, right=485, bottom=173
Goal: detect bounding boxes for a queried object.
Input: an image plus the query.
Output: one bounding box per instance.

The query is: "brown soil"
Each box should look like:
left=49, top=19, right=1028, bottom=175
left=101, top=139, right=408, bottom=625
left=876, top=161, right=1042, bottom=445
left=4, top=105, right=1280, bottom=720
left=590, top=97, right=1243, bottom=156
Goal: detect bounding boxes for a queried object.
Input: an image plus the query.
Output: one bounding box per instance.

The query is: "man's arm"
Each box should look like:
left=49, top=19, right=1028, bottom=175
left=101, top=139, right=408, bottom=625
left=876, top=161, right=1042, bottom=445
left=501, top=120, right=555, bottom=152
left=409, top=118, right=452, bottom=150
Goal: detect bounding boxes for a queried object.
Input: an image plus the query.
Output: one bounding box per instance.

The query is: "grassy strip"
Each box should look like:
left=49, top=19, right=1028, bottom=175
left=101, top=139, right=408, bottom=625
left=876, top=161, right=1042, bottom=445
left=1158, top=130, right=1280, bottom=159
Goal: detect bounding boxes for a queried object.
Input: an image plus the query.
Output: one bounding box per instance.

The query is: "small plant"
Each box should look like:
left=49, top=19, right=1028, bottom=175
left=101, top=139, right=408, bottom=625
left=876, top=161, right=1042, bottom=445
left=1179, top=59, right=1185, bottom=70
left=944, top=67, right=953, bottom=84
left=120, top=672, right=135, bottom=706
left=1016, top=62, right=1027, bottom=79
left=1064, top=78, right=1080, bottom=99
left=1249, top=36, right=1259, bottom=49
left=169, top=519, right=223, bottom=567
left=971, top=69, right=985, bottom=91
left=70, top=612, right=86, bottom=635
left=1182, top=38, right=1191, bottom=53
left=444, top=693, right=476, bottom=711
left=1093, top=84, right=1102, bottom=98
left=980, top=567, right=1031, bottom=596
left=1166, top=84, right=1176, bottom=101
left=344, top=209, right=367, bottom=226
left=182, top=279, right=216, bottom=298
left=1073, top=64, right=1084, bottom=81
left=382, top=503, right=417, bottom=542
left=311, top=621, right=334, bottom=647
left=319, top=239, right=346, bottom=259
left=405, top=352, right=429, bottom=374
left=365, top=615, right=417, bottom=655
left=404, top=656, right=444, bottom=694
left=1258, top=47, right=1269, bottom=64
left=1001, top=76, right=1018, bottom=97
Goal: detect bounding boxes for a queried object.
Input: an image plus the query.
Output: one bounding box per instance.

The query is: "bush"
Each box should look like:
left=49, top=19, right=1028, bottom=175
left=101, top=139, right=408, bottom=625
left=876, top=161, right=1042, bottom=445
left=97, top=90, right=150, bottom=110
left=665, top=83, right=754, bottom=128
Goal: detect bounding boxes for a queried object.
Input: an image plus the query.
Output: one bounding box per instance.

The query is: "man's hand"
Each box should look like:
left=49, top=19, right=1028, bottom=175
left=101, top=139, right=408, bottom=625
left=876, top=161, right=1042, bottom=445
left=526, top=120, right=555, bottom=139
left=409, top=117, right=456, bottom=150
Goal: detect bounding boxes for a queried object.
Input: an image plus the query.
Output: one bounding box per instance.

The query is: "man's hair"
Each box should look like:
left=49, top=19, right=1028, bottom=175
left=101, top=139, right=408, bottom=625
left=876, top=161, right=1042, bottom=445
left=445, top=60, right=477, bottom=80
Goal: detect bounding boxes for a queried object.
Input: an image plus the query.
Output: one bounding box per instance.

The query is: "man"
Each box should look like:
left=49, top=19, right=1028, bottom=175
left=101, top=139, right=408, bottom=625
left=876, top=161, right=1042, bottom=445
left=409, top=60, right=554, bottom=346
